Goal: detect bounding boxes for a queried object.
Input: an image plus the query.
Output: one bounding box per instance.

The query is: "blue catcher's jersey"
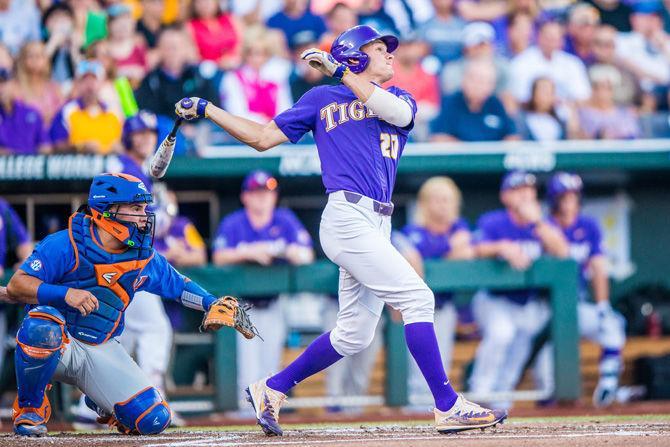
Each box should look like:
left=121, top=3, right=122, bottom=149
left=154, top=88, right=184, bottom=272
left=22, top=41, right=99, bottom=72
left=21, top=212, right=189, bottom=344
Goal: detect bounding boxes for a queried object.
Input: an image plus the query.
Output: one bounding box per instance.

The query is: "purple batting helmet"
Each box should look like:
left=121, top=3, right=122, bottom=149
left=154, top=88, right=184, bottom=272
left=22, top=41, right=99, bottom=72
left=330, top=25, right=399, bottom=74
left=122, top=110, right=158, bottom=149
left=547, top=172, right=583, bottom=208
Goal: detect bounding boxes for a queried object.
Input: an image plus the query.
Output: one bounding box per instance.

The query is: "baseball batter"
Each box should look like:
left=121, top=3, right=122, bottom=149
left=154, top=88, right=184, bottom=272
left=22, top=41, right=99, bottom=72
left=392, top=177, right=474, bottom=408
left=175, top=25, right=506, bottom=435
left=5, top=173, right=254, bottom=437
left=536, top=172, right=626, bottom=407
left=469, top=171, right=569, bottom=407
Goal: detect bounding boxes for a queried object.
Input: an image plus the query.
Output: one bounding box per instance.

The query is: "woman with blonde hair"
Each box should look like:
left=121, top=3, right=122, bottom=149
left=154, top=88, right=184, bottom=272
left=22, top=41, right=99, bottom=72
left=392, top=176, right=474, bottom=409
left=15, top=41, right=64, bottom=127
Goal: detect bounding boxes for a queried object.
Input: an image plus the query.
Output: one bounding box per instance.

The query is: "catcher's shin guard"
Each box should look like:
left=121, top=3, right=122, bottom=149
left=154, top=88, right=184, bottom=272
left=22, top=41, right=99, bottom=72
left=113, top=387, right=171, bottom=435
left=13, top=306, right=68, bottom=436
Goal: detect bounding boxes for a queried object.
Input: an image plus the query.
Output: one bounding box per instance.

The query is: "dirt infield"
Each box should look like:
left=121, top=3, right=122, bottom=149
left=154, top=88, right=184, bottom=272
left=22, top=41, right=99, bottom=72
left=1, top=415, right=669, bottom=447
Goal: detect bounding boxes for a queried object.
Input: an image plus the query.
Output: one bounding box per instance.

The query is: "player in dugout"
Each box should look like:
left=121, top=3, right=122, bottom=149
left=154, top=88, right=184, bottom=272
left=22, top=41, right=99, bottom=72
left=173, top=24, right=507, bottom=435
left=3, top=173, right=257, bottom=437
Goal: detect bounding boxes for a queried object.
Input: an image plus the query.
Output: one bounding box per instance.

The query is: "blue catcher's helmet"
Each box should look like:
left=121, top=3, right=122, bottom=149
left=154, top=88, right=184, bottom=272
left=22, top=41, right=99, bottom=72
left=88, top=173, right=155, bottom=250
left=122, top=110, right=157, bottom=150
left=547, top=172, right=583, bottom=209
left=331, top=25, right=399, bottom=74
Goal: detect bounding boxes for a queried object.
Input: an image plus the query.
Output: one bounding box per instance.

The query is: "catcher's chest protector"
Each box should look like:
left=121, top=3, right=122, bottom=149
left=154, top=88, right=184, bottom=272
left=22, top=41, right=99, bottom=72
left=46, top=213, right=153, bottom=344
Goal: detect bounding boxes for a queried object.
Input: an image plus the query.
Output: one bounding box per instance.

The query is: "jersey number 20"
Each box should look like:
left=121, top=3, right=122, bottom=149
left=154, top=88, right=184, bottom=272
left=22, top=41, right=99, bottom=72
left=380, top=133, right=399, bottom=159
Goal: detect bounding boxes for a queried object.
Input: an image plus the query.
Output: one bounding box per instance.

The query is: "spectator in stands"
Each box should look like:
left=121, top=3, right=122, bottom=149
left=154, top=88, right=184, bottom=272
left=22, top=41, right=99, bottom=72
left=289, top=33, right=337, bottom=102
left=135, top=26, right=219, bottom=119
left=385, top=36, right=440, bottom=142
left=115, top=110, right=159, bottom=187
left=586, top=0, right=632, bottom=32
left=187, top=0, right=242, bottom=69
left=0, top=65, right=50, bottom=154
left=267, top=0, right=326, bottom=50
left=616, top=2, right=670, bottom=96
left=86, top=39, right=124, bottom=120
left=432, top=59, right=517, bottom=142
left=319, top=2, right=358, bottom=51
left=592, top=25, right=637, bottom=104
left=106, top=3, right=148, bottom=87
left=578, top=64, right=640, bottom=139
left=416, top=0, right=466, bottom=65
left=137, top=0, right=166, bottom=50
left=501, top=11, right=535, bottom=58
left=491, top=0, right=542, bottom=56
left=220, top=26, right=293, bottom=123
left=358, top=0, right=401, bottom=36
left=456, top=0, right=509, bottom=22
left=469, top=171, right=569, bottom=409
left=441, top=22, right=511, bottom=101
left=50, top=60, right=123, bottom=154
left=393, top=177, right=474, bottom=409
left=14, top=41, right=64, bottom=128
left=565, top=3, right=601, bottom=65
left=516, top=77, right=581, bottom=140
left=509, top=19, right=591, bottom=104
left=0, top=0, right=41, bottom=55
left=42, top=2, right=80, bottom=87
left=213, top=170, right=314, bottom=408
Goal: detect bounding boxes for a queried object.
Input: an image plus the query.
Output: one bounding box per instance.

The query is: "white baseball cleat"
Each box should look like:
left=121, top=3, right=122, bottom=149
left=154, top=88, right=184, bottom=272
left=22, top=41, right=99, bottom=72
left=434, top=394, right=507, bottom=434
left=593, top=375, right=618, bottom=408
left=245, top=378, right=287, bottom=436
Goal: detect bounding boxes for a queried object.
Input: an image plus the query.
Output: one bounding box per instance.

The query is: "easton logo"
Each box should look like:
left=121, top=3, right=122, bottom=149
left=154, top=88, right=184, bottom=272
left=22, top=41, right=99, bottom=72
left=102, top=272, right=118, bottom=284
left=133, top=275, right=148, bottom=290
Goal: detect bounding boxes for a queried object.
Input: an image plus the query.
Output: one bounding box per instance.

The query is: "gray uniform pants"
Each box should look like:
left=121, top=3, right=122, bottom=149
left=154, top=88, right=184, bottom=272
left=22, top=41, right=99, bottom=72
left=55, top=336, right=153, bottom=414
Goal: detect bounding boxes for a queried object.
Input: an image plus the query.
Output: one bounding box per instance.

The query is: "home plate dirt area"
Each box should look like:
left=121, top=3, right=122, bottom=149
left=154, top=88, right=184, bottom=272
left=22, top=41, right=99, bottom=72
left=2, top=416, right=670, bottom=447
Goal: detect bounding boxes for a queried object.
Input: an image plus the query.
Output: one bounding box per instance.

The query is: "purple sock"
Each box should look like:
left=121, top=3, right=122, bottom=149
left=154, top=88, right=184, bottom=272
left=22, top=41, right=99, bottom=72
left=405, top=322, right=458, bottom=411
left=266, top=331, right=343, bottom=394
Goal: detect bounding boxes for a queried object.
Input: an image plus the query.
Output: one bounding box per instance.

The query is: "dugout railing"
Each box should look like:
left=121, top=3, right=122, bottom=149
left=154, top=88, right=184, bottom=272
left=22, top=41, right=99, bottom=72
left=0, top=258, right=578, bottom=417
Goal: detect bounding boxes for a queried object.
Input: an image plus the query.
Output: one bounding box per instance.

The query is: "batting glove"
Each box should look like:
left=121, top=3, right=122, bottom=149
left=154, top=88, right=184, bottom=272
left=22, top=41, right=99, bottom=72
left=175, top=97, right=209, bottom=121
left=300, top=48, right=349, bottom=79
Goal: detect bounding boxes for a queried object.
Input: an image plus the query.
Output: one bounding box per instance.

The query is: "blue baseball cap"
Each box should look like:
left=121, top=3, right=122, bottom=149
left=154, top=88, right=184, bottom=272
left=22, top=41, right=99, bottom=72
left=632, top=0, right=663, bottom=14
left=242, top=170, right=278, bottom=192
left=501, top=171, right=537, bottom=191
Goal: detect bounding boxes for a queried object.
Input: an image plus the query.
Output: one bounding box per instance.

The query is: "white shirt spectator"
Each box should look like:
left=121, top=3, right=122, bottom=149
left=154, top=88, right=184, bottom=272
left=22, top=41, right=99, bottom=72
left=0, top=0, right=41, bottom=55
left=616, top=31, right=670, bottom=87
left=509, top=46, right=592, bottom=102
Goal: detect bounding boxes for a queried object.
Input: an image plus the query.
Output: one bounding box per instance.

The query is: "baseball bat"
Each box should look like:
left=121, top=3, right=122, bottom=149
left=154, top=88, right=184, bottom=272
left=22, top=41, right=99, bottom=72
left=149, top=98, right=192, bottom=178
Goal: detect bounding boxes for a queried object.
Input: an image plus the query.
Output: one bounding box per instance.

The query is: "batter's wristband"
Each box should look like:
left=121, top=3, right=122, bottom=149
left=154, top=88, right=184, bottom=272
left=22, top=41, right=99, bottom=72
left=333, top=65, right=349, bottom=80
left=37, top=283, right=69, bottom=306
left=197, top=99, right=209, bottom=118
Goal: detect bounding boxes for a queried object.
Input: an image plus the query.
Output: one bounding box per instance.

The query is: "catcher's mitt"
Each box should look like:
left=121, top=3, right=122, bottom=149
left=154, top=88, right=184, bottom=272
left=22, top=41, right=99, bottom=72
left=200, top=296, right=261, bottom=340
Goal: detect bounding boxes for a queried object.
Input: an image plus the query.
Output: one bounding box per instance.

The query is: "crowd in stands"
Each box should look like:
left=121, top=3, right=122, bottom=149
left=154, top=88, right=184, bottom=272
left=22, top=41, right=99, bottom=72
left=3, top=0, right=670, bottom=156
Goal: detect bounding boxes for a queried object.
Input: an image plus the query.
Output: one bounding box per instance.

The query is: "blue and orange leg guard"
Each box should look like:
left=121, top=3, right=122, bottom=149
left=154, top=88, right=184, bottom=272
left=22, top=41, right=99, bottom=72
left=112, top=387, right=171, bottom=435
left=13, top=306, right=69, bottom=437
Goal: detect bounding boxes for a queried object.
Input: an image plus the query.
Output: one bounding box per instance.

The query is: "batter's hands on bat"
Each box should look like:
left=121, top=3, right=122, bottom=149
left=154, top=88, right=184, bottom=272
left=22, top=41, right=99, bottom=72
left=300, top=48, right=348, bottom=79
left=175, top=97, right=209, bottom=121
left=65, top=288, right=99, bottom=316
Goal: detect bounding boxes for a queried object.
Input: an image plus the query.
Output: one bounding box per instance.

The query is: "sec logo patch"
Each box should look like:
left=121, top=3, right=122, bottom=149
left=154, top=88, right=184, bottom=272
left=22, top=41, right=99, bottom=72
left=30, top=259, right=42, bottom=271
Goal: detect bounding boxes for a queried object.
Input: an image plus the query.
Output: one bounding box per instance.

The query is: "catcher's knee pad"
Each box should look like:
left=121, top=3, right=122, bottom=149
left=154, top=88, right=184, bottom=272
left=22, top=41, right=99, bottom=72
left=399, top=287, right=435, bottom=325
left=114, top=387, right=171, bottom=435
left=15, top=306, right=68, bottom=410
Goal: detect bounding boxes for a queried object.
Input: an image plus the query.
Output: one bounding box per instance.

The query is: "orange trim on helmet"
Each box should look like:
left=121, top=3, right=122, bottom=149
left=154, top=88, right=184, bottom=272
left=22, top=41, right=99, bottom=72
left=110, top=172, right=142, bottom=182
left=67, top=214, right=80, bottom=273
